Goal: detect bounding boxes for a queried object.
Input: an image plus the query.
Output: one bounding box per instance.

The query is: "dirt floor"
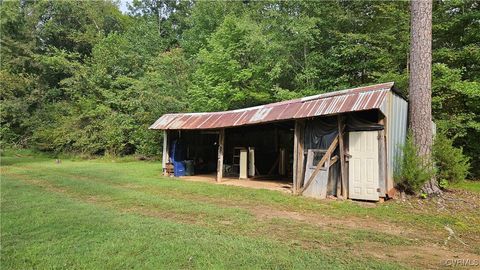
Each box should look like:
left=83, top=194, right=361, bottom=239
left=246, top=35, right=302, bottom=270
left=181, top=174, right=293, bottom=193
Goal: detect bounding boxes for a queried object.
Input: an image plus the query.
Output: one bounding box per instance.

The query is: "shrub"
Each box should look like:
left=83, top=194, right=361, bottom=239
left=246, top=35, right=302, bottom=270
left=433, top=132, right=470, bottom=185
left=438, top=178, right=449, bottom=189
left=395, top=133, right=435, bottom=194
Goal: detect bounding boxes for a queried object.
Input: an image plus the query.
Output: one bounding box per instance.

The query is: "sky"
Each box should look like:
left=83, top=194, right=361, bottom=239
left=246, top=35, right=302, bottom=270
left=119, top=0, right=132, bottom=14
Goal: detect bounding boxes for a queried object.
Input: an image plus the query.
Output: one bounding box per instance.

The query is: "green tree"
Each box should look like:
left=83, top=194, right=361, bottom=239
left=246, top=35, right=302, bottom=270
left=1, top=0, right=478, bottom=171
left=431, top=0, right=480, bottom=177
left=128, top=0, right=193, bottom=49
left=189, top=15, right=277, bottom=111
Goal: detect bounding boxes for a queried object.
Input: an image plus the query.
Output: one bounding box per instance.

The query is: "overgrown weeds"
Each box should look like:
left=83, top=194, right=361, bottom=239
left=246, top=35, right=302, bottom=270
left=433, top=132, right=471, bottom=187
left=394, top=133, right=435, bottom=194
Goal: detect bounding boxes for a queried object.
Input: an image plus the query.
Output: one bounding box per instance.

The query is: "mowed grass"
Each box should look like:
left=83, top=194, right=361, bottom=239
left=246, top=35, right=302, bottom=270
left=451, top=180, right=480, bottom=193
left=1, top=150, right=479, bottom=269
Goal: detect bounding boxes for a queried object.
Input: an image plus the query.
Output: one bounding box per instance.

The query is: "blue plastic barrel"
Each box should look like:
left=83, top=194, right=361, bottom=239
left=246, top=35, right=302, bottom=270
left=173, top=161, right=186, bottom=177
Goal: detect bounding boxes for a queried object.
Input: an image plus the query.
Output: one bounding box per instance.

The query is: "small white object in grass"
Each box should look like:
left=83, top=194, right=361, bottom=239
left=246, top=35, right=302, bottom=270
left=444, top=225, right=468, bottom=246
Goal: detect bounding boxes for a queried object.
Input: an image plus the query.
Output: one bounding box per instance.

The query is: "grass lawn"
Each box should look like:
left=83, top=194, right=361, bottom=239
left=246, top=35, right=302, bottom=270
left=451, top=180, right=480, bottom=193
left=1, top=149, right=479, bottom=269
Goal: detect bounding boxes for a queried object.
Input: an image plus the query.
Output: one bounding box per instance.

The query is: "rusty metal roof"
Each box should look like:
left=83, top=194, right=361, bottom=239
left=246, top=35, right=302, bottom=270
left=150, top=82, right=395, bottom=130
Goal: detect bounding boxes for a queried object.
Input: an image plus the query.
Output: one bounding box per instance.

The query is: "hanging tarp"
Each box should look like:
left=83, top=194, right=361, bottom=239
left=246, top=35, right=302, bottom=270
left=303, top=116, right=339, bottom=197
left=304, top=114, right=384, bottom=153
left=304, top=116, right=338, bottom=150
left=346, top=113, right=384, bottom=131
left=302, top=113, right=384, bottom=197
left=170, top=140, right=186, bottom=177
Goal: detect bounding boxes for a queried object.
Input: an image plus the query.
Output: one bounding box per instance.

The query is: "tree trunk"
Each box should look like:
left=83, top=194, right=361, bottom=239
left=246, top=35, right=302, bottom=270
left=409, top=0, right=441, bottom=195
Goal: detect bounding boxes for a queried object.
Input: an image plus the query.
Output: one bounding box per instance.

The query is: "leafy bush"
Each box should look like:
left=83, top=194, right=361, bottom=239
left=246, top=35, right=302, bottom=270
left=433, top=132, right=470, bottom=185
left=438, top=179, right=449, bottom=190
left=395, top=133, right=435, bottom=194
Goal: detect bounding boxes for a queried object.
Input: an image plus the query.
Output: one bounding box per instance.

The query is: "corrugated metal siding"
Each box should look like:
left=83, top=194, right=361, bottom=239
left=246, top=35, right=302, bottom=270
left=386, top=92, right=409, bottom=190
left=150, top=82, right=394, bottom=130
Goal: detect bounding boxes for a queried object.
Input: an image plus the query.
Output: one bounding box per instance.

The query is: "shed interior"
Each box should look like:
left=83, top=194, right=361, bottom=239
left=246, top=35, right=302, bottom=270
left=224, top=121, right=294, bottom=180
left=169, top=130, right=219, bottom=175
left=167, top=121, right=295, bottom=184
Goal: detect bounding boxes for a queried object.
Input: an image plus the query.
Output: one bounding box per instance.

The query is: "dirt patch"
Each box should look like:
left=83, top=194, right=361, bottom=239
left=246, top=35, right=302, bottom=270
left=121, top=183, right=144, bottom=189
left=398, top=189, right=480, bottom=215
left=250, top=206, right=417, bottom=238
left=181, top=175, right=293, bottom=193
left=123, top=206, right=204, bottom=225
left=360, top=242, right=480, bottom=270
left=248, top=206, right=480, bottom=269
left=4, top=171, right=210, bottom=226
left=395, top=189, right=480, bottom=249
left=4, top=172, right=69, bottom=194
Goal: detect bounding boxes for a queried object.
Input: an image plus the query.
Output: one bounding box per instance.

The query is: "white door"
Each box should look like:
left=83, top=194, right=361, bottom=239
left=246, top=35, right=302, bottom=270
left=348, top=131, right=379, bottom=201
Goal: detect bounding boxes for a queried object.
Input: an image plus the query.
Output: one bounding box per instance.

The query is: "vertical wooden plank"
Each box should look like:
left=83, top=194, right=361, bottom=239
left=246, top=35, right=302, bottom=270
left=384, top=112, right=397, bottom=198
left=162, top=130, right=169, bottom=176
left=378, top=118, right=387, bottom=197
left=217, top=129, right=225, bottom=182
left=248, top=147, right=255, bottom=177
left=293, top=120, right=305, bottom=195
left=274, top=127, right=280, bottom=175
left=337, top=115, right=347, bottom=199
left=293, top=122, right=299, bottom=194
left=279, top=148, right=285, bottom=175
left=239, top=149, right=248, bottom=179
left=297, top=121, right=305, bottom=192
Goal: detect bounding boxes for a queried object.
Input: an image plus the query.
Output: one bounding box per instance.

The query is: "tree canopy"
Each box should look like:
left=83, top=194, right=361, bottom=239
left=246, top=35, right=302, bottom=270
left=1, top=0, right=478, bottom=176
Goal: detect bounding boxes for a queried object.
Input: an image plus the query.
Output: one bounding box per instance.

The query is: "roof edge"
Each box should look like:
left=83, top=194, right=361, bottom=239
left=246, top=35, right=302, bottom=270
left=150, top=82, right=396, bottom=130
left=158, top=82, right=395, bottom=118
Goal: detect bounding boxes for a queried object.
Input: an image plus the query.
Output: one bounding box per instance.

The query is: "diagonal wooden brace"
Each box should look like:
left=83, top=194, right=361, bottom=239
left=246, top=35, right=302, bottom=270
left=299, top=135, right=339, bottom=195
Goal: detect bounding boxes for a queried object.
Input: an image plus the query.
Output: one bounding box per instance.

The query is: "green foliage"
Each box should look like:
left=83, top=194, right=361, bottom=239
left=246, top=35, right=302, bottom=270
left=395, top=134, right=435, bottom=194
left=439, top=179, right=449, bottom=190
left=431, top=64, right=480, bottom=178
left=1, top=0, right=479, bottom=169
left=433, top=132, right=471, bottom=185
left=190, top=15, right=277, bottom=111
left=430, top=0, right=480, bottom=178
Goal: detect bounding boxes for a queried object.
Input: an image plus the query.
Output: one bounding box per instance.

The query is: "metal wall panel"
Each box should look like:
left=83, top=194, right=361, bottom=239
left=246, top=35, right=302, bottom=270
left=386, top=92, right=409, bottom=192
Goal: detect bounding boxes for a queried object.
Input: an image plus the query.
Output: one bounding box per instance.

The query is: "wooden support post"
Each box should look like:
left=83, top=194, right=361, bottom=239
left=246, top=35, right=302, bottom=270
left=383, top=116, right=395, bottom=197
left=217, top=129, right=225, bottom=182
left=298, top=122, right=305, bottom=193
left=337, top=115, right=347, bottom=199
left=293, top=120, right=305, bottom=194
left=378, top=118, right=387, bottom=197
left=293, top=125, right=298, bottom=193
left=162, top=130, right=169, bottom=176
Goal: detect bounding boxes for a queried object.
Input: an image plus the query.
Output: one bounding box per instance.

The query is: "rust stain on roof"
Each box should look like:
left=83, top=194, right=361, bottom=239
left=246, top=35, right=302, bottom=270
left=150, top=82, right=394, bottom=130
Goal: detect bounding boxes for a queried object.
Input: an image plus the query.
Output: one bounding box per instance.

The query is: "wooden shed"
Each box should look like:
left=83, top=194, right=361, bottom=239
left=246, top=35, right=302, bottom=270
left=150, top=82, right=408, bottom=201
